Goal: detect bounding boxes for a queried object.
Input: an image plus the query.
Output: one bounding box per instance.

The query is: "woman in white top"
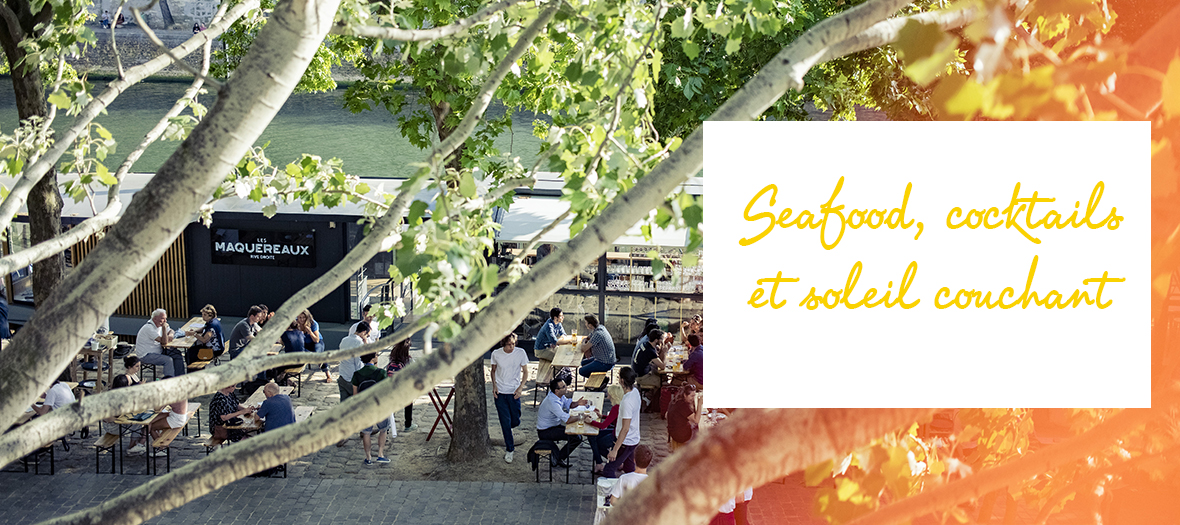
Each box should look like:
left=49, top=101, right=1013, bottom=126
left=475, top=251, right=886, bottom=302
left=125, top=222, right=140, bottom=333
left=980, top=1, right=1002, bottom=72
left=147, top=399, right=190, bottom=446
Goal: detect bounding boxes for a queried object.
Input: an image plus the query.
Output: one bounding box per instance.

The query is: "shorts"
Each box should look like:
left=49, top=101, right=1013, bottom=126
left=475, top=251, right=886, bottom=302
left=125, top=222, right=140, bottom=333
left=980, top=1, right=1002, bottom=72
left=166, top=411, right=189, bottom=429
left=363, top=414, right=396, bottom=435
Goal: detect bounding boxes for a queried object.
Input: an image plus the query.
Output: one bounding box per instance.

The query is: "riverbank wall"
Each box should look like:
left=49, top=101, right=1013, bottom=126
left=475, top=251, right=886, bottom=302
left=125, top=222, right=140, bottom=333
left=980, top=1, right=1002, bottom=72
left=70, top=25, right=367, bottom=81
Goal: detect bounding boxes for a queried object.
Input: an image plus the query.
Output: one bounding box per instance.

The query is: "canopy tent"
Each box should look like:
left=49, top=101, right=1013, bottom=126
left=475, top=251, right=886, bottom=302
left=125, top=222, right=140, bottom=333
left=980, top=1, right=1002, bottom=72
left=495, top=197, right=691, bottom=248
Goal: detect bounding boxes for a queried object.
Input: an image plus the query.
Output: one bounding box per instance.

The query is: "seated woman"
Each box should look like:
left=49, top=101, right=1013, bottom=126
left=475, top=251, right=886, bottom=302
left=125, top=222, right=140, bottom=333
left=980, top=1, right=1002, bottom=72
left=209, top=384, right=254, bottom=442
left=185, top=304, right=225, bottom=363
left=297, top=310, right=330, bottom=383
left=588, top=384, right=624, bottom=473
left=666, top=384, right=699, bottom=451
left=112, top=356, right=142, bottom=389
left=146, top=399, right=190, bottom=453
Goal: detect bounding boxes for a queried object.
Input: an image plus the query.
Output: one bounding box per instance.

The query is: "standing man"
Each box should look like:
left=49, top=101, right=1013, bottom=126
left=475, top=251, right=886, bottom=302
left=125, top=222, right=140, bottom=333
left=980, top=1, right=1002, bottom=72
left=227, top=305, right=264, bottom=359
left=491, top=333, right=529, bottom=463
left=352, top=352, right=394, bottom=465
left=136, top=309, right=184, bottom=378
left=335, top=322, right=369, bottom=447
left=536, top=377, right=589, bottom=468
left=578, top=314, right=616, bottom=378
left=602, top=368, right=641, bottom=478
left=349, top=304, right=380, bottom=343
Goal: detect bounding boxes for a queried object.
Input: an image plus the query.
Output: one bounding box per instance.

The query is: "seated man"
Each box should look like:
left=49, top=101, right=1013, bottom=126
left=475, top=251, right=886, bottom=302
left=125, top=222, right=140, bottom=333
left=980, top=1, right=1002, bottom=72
left=578, top=314, right=616, bottom=378
left=535, top=377, right=589, bottom=468
left=607, top=444, right=653, bottom=505
left=31, top=372, right=75, bottom=415
left=136, top=308, right=184, bottom=378
left=257, top=382, right=295, bottom=431
left=684, top=334, right=703, bottom=389
left=632, top=329, right=666, bottom=389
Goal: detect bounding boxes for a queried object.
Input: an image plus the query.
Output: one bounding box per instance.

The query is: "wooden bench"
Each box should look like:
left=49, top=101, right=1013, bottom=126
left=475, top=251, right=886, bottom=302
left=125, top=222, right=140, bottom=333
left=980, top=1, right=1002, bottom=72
left=203, top=435, right=225, bottom=455
left=294, top=406, right=315, bottom=423
left=186, top=360, right=211, bottom=372
left=281, top=366, right=304, bottom=397
left=533, top=359, right=554, bottom=405
left=149, top=426, right=184, bottom=475
left=584, top=371, right=608, bottom=390
left=183, top=403, right=203, bottom=437
left=22, top=441, right=56, bottom=475
left=94, top=432, right=121, bottom=474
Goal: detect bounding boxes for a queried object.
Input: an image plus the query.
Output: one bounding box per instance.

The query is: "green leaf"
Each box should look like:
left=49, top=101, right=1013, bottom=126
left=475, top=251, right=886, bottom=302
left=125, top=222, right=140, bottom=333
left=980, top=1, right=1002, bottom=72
left=408, top=200, right=429, bottom=225
left=47, top=90, right=71, bottom=109
left=671, top=8, right=694, bottom=38
left=95, top=163, right=116, bottom=185
left=459, top=172, right=477, bottom=198
left=682, top=253, right=699, bottom=268
left=651, top=258, right=665, bottom=279
left=894, top=20, right=960, bottom=86
left=481, top=265, right=498, bottom=296
left=355, top=182, right=370, bottom=195
left=564, top=61, right=584, bottom=83
left=682, top=40, right=700, bottom=60
left=725, top=36, right=742, bottom=54
left=931, top=74, right=983, bottom=119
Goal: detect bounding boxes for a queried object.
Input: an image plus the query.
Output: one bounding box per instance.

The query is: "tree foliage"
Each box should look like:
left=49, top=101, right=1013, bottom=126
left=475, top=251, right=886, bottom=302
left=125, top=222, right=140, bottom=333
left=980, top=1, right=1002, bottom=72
left=0, top=0, right=1176, bottom=524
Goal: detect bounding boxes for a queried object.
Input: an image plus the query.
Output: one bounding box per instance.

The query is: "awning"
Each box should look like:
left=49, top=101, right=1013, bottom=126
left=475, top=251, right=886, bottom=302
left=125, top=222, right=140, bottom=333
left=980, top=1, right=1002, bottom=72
left=495, top=197, right=691, bottom=248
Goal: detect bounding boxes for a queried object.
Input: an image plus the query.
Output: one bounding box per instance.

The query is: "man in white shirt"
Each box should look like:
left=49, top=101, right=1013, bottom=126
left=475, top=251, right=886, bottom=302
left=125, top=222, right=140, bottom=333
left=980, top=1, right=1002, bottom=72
left=491, top=333, right=529, bottom=463
left=348, top=304, right=380, bottom=343
left=32, top=374, right=76, bottom=415
left=335, top=322, right=369, bottom=448
left=136, top=308, right=183, bottom=378
left=603, top=367, right=642, bottom=478
left=607, top=444, right=652, bottom=505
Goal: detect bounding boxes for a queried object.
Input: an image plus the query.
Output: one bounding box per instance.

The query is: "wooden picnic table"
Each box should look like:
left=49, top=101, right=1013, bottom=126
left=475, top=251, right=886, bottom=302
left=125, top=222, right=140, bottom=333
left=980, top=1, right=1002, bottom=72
left=551, top=342, right=583, bottom=368
left=565, top=391, right=605, bottom=436
left=112, top=409, right=158, bottom=474
left=164, top=317, right=204, bottom=349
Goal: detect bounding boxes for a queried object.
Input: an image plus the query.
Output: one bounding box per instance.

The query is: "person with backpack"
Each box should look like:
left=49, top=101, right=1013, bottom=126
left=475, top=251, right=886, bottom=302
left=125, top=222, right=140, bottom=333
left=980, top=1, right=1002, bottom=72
left=352, top=352, right=395, bottom=465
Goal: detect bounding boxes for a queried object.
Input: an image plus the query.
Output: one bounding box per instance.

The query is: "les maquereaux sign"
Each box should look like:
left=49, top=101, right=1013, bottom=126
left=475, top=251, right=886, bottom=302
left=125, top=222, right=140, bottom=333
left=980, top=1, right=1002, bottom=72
left=211, top=229, right=315, bottom=268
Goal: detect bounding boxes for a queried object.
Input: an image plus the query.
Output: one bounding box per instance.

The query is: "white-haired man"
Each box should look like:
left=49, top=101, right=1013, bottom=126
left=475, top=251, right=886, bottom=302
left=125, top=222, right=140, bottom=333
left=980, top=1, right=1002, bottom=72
left=136, top=309, right=183, bottom=378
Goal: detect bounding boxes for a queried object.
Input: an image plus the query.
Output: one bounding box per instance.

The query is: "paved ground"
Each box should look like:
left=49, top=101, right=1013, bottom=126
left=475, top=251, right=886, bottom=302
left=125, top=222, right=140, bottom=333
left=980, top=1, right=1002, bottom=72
left=0, top=474, right=594, bottom=525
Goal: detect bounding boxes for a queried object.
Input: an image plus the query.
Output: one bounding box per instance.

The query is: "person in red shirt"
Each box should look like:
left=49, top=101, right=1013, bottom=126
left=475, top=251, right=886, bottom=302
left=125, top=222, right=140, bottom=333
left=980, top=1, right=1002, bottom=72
left=588, top=384, right=624, bottom=473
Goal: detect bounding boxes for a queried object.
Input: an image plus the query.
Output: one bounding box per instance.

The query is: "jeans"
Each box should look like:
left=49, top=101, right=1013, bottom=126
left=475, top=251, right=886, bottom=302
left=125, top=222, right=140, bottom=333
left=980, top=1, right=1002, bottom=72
left=309, top=340, right=328, bottom=372
left=140, top=352, right=174, bottom=377
left=494, top=393, right=521, bottom=452
left=163, top=348, right=186, bottom=376
left=589, top=429, right=616, bottom=464
left=579, top=357, right=613, bottom=378
left=602, top=443, right=637, bottom=478
left=537, top=426, right=582, bottom=461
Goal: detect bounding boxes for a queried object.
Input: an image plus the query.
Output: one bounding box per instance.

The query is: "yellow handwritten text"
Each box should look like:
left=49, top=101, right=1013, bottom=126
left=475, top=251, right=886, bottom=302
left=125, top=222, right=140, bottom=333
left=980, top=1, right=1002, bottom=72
left=797, top=261, right=920, bottom=310
left=739, top=177, right=924, bottom=250
left=945, top=181, right=1122, bottom=244
left=748, top=272, right=800, bottom=309
left=934, top=255, right=1124, bottom=309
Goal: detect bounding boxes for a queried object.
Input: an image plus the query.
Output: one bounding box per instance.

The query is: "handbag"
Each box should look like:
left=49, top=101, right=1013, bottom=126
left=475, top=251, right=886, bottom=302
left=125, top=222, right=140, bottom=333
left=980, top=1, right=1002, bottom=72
left=212, top=423, right=228, bottom=441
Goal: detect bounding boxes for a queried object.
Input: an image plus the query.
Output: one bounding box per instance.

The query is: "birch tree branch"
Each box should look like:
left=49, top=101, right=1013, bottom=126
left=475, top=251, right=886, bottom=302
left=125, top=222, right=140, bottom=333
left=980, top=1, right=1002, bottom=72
left=0, top=0, right=258, bottom=237
left=329, top=0, right=527, bottom=40
left=815, top=6, right=979, bottom=64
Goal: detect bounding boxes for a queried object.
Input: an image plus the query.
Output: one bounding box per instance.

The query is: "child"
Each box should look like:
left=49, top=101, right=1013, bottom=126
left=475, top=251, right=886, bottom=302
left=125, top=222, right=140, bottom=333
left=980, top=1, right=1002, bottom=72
left=607, top=444, right=652, bottom=505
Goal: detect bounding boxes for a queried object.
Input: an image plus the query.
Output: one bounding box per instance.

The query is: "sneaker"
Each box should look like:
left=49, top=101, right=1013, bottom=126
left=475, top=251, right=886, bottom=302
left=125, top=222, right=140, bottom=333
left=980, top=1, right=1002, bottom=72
left=375, top=456, right=391, bottom=463
left=504, top=451, right=514, bottom=464
left=363, top=459, right=374, bottom=466
left=403, top=423, right=418, bottom=432
left=127, top=444, right=145, bottom=455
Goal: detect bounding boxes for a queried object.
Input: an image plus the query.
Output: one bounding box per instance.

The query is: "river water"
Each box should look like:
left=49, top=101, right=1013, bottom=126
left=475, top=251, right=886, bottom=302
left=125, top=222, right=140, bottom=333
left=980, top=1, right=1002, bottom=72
left=0, top=79, right=544, bottom=179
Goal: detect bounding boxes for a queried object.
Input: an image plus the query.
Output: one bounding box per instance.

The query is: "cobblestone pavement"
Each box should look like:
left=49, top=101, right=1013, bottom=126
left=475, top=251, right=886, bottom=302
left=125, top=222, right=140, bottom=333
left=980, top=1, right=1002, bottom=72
left=0, top=474, right=595, bottom=525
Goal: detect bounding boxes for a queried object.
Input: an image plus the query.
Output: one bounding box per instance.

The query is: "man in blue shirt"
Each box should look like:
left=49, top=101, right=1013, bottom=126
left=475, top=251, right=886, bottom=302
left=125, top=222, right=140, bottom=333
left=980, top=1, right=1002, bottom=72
left=257, top=383, right=295, bottom=431
left=533, top=308, right=570, bottom=362
left=536, top=377, right=589, bottom=467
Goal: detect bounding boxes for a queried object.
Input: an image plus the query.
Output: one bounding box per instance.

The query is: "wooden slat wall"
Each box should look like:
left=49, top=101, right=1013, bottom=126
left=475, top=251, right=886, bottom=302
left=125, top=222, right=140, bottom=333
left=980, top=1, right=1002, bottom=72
left=72, top=231, right=189, bottom=319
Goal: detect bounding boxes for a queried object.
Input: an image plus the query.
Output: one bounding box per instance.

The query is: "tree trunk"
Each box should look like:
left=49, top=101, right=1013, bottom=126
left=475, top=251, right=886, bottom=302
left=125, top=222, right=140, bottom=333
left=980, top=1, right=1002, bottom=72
left=446, top=357, right=491, bottom=462
left=1, top=5, right=65, bottom=305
